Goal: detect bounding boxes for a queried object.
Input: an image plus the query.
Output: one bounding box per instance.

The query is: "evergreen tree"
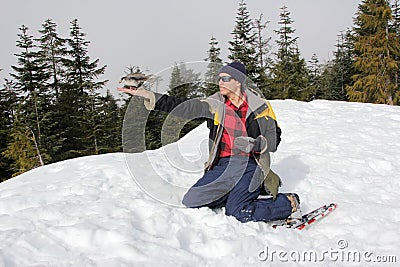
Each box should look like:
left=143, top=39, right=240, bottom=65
left=204, top=35, right=223, bottom=96
left=290, top=46, right=310, bottom=101
left=307, top=54, right=322, bottom=100
left=10, top=25, right=38, bottom=95
left=182, top=64, right=203, bottom=98
left=391, top=0, right=400, bottom=30
left=253, top=14, right=273, bottom=97
left=272, top=5, right=298, bottom=98
left=9, top=25, right=51, bottom=164
left=390, top=0, right=400, bottom=95
left=3, top=19, right=122, bottom=177
left=60, top=19, right=108, bottom=158
left=3, top=119, right=43, bottom=177
left=271, top=6, right=310, bottom=100
left=95, top=90, right=123, bottom=153
left=35, top=19, right=68, bottom=161
left=347, top=0, right=400, bottom=105
left=168, top=63, right=203, bottom=98
left=144, top=109, right=165, bottom=150
left=0, top=79, right=17, bottom=180
left=36, top=19, right=67, bottom=101
left=319, top=30, right=354, bottom=101
left=168, top=63, right=186, bottom=98
left=254, top=14, right=272, bottom=74
left=228, top=0, right=258, bottom=82
left=165, top=63, right=203, bottom=143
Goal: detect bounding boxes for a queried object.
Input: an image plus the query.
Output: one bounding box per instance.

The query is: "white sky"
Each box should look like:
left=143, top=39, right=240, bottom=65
left=1, top=0, right=361, bottom=91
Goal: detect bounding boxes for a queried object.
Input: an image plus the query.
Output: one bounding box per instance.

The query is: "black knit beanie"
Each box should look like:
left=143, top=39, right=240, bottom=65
left=218, top=62, right=247, bottom=89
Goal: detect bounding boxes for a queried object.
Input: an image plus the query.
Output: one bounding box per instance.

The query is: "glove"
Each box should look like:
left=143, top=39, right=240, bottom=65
left=234, top=136, right=267, bottom=154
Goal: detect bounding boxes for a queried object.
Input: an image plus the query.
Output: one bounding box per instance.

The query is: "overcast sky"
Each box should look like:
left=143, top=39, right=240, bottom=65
left=1, top=0, right=362, bottom=91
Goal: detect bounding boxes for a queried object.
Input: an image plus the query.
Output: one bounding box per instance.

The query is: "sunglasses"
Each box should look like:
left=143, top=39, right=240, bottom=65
left=218, top=76, right=234, bottom=82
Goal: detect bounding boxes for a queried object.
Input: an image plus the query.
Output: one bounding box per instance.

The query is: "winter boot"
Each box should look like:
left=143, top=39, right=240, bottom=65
left=285, top=193, right=302, bottom=224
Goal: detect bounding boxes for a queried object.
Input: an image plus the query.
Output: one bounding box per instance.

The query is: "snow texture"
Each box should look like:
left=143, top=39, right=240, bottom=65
left=1, top=100, right=399, bottom=266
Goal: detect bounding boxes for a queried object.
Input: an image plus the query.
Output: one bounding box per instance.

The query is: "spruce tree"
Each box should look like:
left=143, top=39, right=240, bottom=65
left=319, top=30, right=354, bottom=101
left=204, top=35, right=223, bottom=96
left=165, top=63, right=203, bottom=143
left=347, top=0, right=400, bottom=105
left=390, top=0, right=400, bottom=96
left=291, top=47, right=310, bottom=101
left=272, top=5, right=298, bottom=99
left=11, top=25, right=38, bottom=95
left=3, top=119, right=43, bottom=177
left=391, top=0, right=400, bottom=31
left=36, top=19, right=68, bottom=161
left=182, top=64, right=203, bottom=98
left=61, top=19, right=108, bottom=158
left=168, top=63, right=186, bottom=98
left=9, top=25, right=51, bottom=164
left=0, top=80, right=17, bottom=180
left=168, top=63, right=203, bottom=98
left=307, top=54, right=322, bottom=100
left=93, top=90, right=122, bottom=153
left=228, top=0, right=258, bottom=82
left=36, top=19, right=67, bottom=101
left=253, top=14, right=273, bottom=97
left=271, top=6, right=310, bottom=100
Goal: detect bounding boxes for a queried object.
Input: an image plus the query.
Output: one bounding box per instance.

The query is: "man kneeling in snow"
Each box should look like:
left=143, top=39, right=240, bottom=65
left=118, top=62, right=300, bottom=223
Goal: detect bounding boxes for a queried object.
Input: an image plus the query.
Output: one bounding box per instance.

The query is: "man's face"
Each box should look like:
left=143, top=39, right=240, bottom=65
left=218, top=73, right=241, bottom=96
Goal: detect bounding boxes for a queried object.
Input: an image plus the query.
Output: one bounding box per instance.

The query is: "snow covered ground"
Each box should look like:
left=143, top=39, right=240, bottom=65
left=0, top=99, right=399, bottom=266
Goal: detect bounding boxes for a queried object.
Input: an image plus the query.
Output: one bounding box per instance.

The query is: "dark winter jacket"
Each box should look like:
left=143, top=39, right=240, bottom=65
left=143, top=88, right=282, bottom=198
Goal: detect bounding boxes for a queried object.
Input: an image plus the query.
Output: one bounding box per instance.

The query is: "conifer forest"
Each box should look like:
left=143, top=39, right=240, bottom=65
left=1, top=0, right=400, bottom=180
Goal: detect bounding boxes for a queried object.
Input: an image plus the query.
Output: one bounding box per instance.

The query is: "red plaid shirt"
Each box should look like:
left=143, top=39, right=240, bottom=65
left=219, top=93, right=250, bottom=158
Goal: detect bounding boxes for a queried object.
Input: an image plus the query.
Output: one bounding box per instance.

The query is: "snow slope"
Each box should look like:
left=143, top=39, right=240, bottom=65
left=0, top=100, right=399, bottom=266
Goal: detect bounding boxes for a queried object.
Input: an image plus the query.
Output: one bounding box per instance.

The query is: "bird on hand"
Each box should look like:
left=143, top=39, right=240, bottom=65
left=119, top=72, right=153, bottom=89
